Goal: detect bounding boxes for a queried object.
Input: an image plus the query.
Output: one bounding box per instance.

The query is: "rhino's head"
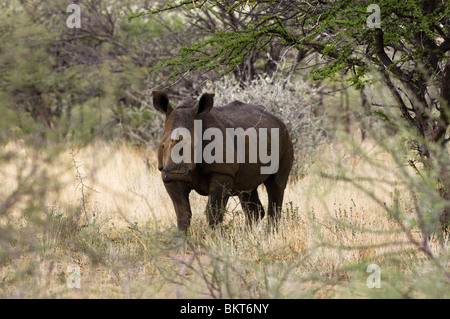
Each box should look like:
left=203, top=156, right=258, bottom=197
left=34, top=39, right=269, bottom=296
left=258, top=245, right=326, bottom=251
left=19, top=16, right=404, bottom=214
left=152, top=91, right=215, bottom=183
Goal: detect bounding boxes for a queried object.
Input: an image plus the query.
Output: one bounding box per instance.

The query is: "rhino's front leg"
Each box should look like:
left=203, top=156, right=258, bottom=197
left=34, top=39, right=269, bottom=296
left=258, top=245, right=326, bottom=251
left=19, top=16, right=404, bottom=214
left=164, top=181, right=192, bottom=232
left=206, top=174, right=232, bottom=228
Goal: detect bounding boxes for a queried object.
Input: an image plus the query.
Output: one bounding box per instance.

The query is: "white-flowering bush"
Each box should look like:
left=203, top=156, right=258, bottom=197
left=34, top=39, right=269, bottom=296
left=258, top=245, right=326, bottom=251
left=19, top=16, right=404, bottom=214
left=203, top=76, right=327, bottom=177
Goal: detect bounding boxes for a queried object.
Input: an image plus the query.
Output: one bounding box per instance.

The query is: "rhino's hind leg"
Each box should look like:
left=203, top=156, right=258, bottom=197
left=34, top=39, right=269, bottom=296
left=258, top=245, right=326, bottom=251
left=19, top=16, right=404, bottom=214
left=264, top=143, right=293, bottom=228
left=239, top=189, right=265, bottom=227
left=264, top=175, right=288, bottom=228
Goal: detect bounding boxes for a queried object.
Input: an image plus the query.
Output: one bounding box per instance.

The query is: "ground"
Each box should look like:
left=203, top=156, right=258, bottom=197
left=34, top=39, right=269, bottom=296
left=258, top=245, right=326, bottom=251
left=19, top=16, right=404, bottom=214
left=0, top=136, right=448, bottom=298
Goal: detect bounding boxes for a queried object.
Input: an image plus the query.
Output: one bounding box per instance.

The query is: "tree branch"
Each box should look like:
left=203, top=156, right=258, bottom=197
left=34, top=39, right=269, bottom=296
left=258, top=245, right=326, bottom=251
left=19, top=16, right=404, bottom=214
left=382, top=73, right=418, bottom=130
left=374, top=29, right=410, bottom=83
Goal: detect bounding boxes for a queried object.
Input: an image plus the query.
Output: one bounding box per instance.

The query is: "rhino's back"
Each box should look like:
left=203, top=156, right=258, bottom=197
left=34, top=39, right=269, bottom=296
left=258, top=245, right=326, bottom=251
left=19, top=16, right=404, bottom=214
left=210, top=101, right=283, bottom=130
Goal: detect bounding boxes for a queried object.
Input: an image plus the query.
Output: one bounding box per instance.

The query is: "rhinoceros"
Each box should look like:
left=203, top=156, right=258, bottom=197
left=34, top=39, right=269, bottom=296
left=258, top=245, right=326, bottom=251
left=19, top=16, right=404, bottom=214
left=152, top=91, right=293, bottom=231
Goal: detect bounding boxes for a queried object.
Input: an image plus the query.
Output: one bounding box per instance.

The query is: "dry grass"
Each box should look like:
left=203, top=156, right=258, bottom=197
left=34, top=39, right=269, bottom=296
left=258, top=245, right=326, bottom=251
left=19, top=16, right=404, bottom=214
left=0, top=136, right=448, bottom=298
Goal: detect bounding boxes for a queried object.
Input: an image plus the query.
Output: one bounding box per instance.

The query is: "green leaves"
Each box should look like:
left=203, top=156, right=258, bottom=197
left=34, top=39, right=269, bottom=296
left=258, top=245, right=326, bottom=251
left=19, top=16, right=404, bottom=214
left=149, top=16, right=281, bottom=79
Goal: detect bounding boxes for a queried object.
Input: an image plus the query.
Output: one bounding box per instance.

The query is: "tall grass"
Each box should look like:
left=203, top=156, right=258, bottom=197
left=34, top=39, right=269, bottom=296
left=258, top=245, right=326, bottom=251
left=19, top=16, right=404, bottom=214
left=1, top=136, right=448, bottom=298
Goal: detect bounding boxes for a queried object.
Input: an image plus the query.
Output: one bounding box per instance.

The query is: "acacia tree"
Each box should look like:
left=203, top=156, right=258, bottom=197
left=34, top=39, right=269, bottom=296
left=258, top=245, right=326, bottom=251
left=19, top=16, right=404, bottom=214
left=2, top=0, right=199, bottom=135
left=139, top=0, right=450, bottom=231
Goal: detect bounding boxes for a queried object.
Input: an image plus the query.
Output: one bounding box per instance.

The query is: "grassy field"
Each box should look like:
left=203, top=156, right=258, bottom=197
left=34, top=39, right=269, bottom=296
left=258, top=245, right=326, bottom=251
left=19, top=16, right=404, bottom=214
left=0, top=136, right=449, bottom=298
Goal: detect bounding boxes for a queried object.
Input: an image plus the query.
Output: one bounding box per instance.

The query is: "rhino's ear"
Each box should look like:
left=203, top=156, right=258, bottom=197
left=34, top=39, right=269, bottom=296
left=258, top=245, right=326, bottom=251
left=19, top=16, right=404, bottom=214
left=153, top=91, right=173, bottom=115
left=196, top=93, right=215, bottom=115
